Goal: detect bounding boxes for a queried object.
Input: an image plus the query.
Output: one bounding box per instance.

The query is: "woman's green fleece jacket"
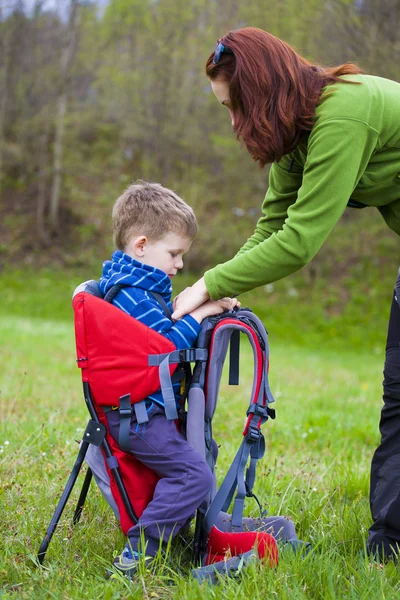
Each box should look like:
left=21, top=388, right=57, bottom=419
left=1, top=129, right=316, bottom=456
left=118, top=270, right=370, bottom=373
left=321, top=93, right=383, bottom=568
left=204, top=74, right=400, bottom=299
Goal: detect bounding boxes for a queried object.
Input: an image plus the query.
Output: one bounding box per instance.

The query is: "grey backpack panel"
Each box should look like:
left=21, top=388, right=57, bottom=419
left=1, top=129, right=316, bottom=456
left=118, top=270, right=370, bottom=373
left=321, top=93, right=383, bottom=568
left=84, top=444, right=120, bottom=520
left=204, top=323, right=261, bottom=421
left=186, top=386, right=206, bottom=459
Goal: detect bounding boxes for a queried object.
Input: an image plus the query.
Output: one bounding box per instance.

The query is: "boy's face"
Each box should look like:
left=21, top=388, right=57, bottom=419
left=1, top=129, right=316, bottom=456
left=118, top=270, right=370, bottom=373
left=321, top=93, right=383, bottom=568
left=128, top=231, right=193, bottom=278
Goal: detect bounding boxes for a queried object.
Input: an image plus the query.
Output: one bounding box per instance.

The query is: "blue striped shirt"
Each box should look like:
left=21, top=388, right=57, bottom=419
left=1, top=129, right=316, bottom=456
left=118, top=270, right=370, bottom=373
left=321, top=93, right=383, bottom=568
left=99, top=251, right=201, bottom=406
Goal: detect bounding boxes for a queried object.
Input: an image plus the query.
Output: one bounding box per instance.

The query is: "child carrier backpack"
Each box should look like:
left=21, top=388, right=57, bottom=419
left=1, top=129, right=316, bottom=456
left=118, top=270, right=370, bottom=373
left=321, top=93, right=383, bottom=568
left=37, top=280, right=304, bottom=574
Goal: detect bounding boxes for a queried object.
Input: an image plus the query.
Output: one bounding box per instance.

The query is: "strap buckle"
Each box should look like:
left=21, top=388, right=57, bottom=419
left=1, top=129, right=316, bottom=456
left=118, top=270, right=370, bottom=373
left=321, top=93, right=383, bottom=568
left=119, top=406, right=132, bottom=418
left=119, top=393, right=132, bottom=418
left=179, top=348, right=208, bottom=362
left=118, top=394, right=132, bottom=453
left=245, top=424, right=261, bottom=444
left=246, top=404, right=268, bottom=419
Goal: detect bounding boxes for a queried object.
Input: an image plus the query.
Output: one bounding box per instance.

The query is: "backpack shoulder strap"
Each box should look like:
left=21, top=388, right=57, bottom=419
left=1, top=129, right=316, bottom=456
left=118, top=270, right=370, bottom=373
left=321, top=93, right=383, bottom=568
left=148, top=291, right=172, bottom=320
left=103, top=283, right=125, bottom=304
left=199, top=310, right=274, bottom=530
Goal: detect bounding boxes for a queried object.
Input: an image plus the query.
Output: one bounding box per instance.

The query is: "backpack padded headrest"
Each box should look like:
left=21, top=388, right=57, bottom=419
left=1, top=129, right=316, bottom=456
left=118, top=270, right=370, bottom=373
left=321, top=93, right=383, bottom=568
left=73, top=280, right=103, bottom=299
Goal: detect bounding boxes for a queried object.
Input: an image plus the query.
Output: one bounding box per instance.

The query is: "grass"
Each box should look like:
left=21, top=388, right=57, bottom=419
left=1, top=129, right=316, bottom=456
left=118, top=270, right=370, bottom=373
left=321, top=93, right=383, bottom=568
left=1, top=266, right=400, bottom=598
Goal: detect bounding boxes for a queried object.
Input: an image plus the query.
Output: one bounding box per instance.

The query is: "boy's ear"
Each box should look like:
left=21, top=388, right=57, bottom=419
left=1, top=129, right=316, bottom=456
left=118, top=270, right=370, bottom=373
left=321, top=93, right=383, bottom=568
left=130, top=235, right=148, bottom=258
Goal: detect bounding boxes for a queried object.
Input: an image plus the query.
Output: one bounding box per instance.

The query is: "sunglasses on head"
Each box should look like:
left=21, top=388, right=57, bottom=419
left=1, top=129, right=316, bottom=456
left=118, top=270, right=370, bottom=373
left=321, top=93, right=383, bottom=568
left=213, top=39, right=234, bottom=64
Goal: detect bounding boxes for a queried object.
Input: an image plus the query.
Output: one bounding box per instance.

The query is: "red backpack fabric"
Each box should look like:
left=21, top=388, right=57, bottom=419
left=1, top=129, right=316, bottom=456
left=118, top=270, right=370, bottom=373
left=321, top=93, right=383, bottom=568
left=73, top=291, right=180, bottom=532
left=206, top=526, right=278, bottom=567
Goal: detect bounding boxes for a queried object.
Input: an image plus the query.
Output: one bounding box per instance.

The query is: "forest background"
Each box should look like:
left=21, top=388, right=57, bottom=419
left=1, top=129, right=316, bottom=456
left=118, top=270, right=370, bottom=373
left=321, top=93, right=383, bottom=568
left=1, top=0, right=399, bottom=299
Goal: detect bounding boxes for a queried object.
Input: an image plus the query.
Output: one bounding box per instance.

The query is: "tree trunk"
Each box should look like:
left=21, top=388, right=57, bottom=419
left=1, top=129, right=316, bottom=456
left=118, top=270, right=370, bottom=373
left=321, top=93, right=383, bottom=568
left=49, top=93, right=67, bottom=231
left=37, top=127, right=51, bottom=245
left=0, top=3, right=13, bottom=195
left=48, top=0, right=79, bottom=233
left=0, top=68, right=8, bottom=195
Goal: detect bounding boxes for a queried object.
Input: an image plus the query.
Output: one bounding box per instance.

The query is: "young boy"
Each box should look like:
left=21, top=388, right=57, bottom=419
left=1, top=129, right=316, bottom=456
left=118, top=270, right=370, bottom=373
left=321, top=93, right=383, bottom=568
left=99, top=180, right=237, bottom=578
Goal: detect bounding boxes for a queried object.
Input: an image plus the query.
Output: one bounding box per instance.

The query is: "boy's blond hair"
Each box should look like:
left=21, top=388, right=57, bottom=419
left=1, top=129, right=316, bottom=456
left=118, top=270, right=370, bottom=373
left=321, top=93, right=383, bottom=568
left=112, top=180, right=197, bottom=250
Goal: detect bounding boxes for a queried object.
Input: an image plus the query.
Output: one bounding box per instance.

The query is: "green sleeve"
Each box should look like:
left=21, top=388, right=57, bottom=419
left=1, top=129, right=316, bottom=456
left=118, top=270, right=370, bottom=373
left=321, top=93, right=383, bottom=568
left=378, top=199, right=400, bottom=236
left=235, top=154, right=302, bottom=255
left=204, top=118, right=378, bottom=299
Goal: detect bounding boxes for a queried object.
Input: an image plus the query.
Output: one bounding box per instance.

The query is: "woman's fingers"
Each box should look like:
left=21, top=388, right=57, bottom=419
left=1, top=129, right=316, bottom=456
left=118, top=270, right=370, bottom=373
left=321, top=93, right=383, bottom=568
left=172, top=293, right=181, bottom=310
left=217, top=297, right=241, bottom=311
left=217, top=297, right=233, bottom=310
left=171, top=287, right=204, bottom=320
left=171, top=277, right=210, bottom=320
left=231, top=298, right=241, bottom=309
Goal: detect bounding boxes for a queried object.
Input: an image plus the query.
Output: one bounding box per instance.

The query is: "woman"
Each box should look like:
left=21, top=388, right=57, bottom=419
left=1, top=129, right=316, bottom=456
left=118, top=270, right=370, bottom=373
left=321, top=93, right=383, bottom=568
left=172, top=27, right=400, bottom=560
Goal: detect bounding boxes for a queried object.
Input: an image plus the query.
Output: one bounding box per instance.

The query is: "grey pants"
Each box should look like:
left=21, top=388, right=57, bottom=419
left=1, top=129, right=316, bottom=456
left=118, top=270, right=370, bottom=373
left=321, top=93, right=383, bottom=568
left=106, top=403, right=213, bottom=556
left=368, top=269, right=400, bottom=558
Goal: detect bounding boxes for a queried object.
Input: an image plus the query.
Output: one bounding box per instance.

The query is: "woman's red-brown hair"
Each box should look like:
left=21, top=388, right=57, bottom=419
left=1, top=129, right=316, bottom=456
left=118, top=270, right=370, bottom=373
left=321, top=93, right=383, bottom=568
left=206, top=27, right=363, bottom=166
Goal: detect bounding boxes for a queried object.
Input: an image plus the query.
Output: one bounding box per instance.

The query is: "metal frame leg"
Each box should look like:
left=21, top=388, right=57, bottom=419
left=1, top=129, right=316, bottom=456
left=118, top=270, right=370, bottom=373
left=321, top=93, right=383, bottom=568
left=37, top=440, right=90, bottom=565
left=37, top=381, right=139, bottom=567
left=83, top=381, right=138, bottom=526
left=193, top=507, right=206, bottom=564
left=37, top=419, right=106, bottom=565
left=73, top=467, right=93, bottom=525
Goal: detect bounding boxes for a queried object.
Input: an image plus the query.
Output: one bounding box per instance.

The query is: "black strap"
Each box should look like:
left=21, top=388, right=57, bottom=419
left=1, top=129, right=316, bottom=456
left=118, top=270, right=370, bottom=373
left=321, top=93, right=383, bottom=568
left=118, top=394, right=132, bottom=453
left=228, top=330, right=240, bottom=385
left=347, top=199, right=367, bottom=209
left=245, top=435, right=265, bottom=493
left=149, top=291, right=172, bottom=320
left=395, top=269, right=400, bottom=309
left=103, top=283, right=125, bottom=303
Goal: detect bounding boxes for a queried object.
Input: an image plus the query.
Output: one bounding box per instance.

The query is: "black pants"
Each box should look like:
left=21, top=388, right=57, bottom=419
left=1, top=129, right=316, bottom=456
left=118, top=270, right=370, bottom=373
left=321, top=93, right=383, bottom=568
left=368, top=269, right=400, bottom=558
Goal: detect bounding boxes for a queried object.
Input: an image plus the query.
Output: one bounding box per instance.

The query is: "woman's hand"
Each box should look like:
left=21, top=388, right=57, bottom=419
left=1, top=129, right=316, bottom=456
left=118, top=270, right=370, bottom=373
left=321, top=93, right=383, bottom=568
left=172, top=276, right=239, bottom=320
left=190, top=297, right=241, bottom=323
left=216, top=297, right=240, bottom=311
left=172, top=277, right=210, bottom=320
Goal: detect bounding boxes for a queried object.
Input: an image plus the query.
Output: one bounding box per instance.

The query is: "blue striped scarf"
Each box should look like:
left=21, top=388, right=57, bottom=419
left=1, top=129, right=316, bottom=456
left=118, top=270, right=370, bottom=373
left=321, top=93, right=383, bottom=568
left=99, top=251, right=172, bottom=301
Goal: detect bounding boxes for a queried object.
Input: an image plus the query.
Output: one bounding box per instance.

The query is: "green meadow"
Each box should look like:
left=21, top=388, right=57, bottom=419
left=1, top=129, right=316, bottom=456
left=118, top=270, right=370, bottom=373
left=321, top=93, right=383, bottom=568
left=2, top=267, right=400, bottom=599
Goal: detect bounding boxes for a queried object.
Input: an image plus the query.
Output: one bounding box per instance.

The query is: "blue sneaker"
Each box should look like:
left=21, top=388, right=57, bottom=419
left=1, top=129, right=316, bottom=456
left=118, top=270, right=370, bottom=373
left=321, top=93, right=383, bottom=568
left=110, top=544, right=154, bottom=580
